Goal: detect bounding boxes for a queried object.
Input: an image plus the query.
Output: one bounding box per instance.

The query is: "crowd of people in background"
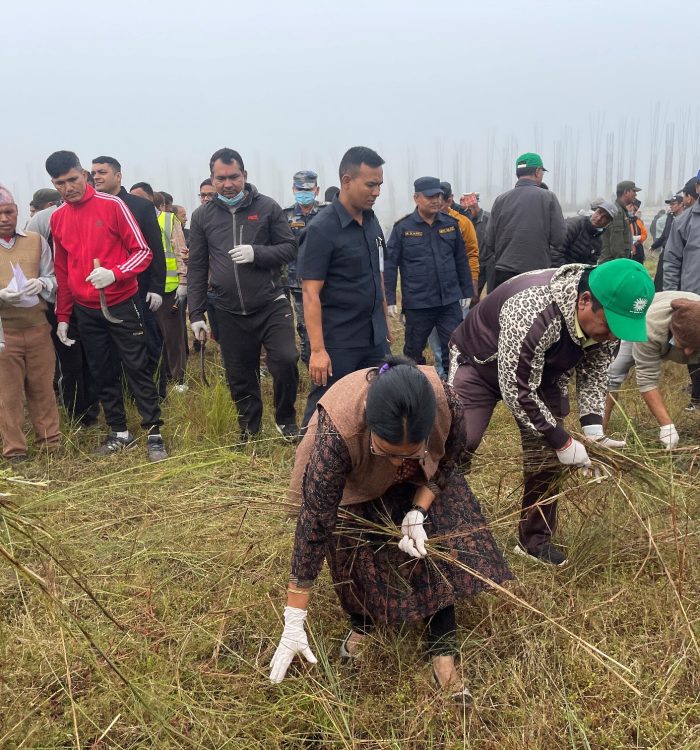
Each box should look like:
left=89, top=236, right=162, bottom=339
left=2, top=144, right=700, bottom=699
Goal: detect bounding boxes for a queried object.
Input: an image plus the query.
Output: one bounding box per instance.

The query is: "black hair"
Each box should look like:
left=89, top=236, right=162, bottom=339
left=153, top=192, right=165, bottom=209
left=632, top=198, right=641, bottom=208
left=209, top=147, right=245, bottom=173
left=338, top=146, right=384, bottom=181
left=45, top=150, right=82, bottom=179
left=130, top=181, right=154, bottom=197
left=160, top=191, right=173, bottom=206
left=615, top=186, right=626, bottom=198
left=365, top=355, right=436, bottom=444
left=324, top=185, right=339, bottom=202
left=200, top=178, right=213, bottom=189
left=577, top=268, right=603, bottom=312
left=92, top=155, right=121, bottom=172
left=516, top=166, right=538, bottom=179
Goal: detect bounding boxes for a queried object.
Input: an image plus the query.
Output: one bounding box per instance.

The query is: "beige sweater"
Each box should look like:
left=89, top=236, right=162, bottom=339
left=632, top=291, right=700, bottom=392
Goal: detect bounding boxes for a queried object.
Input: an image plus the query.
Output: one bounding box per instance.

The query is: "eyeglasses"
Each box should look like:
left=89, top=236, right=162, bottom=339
left=198, top=192, right=214, bottom=199
left=369, top=433, right=427, bottom=464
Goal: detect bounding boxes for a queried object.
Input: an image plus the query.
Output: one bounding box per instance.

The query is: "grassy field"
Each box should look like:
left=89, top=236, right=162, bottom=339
left=1, top=307, right=700, bottom=749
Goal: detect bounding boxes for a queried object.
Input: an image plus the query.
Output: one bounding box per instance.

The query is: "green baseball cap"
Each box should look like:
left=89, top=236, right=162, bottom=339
left=588, top=259, right=655, bottom=341
left=516, top=152, right=547, bottom=171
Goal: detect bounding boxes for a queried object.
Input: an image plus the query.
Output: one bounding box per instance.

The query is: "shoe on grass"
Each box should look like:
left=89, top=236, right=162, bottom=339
left=146, top=434, right=168, bottom=462
left=684, top=399, right=700, bottom=412
left=94, top=432, right=136, bottom=455
left=513, top=541, right=568, bottom=566
left=275, top=423, right=299, bottom=442
left=5, top=454, right=28, bottom=465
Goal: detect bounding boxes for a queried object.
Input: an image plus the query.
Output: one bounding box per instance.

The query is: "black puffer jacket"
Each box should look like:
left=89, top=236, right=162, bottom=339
left=551, top=215, right=604, bottom=267
left=188, top=184, right=296, bottom=319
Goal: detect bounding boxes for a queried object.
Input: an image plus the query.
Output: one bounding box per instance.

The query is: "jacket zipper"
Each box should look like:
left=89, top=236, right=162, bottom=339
left=231, top=213, right=247, bottom=315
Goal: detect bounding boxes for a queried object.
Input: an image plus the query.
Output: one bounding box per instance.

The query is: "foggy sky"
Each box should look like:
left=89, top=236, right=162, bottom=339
left=3, top=0, right=699, bottom=226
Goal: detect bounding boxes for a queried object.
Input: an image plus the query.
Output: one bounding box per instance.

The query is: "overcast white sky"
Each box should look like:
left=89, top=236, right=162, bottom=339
left=3, top=0, right=699, bottom=224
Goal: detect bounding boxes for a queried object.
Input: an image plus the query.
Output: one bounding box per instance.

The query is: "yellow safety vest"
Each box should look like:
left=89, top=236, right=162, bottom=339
left=157, top=211, right=180, bottom=293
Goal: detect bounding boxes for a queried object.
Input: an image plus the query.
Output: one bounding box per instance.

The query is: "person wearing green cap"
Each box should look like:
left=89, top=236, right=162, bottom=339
left=448, top=259, right=655, bottom=566
left=485, top=152, right=565, bottom=290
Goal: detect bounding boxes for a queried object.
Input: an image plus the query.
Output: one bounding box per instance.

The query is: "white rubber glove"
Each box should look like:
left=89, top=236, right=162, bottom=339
left=555, top=438, right=592, bottom=468
left=398, top=509, right=428, bottom=559
left=56, top=322, right=76, bottom=347
left=228, top=244, right=254, bottom=264
left=176, top=284, right=187, bottom=303
left=659, top=423, right=679, bottom=450
left=86, top=267, right=116, bottom=289
left=146, top=292, right=162, bottom=312
left=269, top=606, right=317, bottom=684
left=633, top=235, right=642, bottom=243
left=582, top=424, right=627, bottom=449
left=191, top=320, right=209, bottom=342
left=387, top=304, right=398, bottom=317
left=460, top=298, right=471, bottom=309
left=0, top=287, right=23, bottom=305
left=22, top=278, right=44, bottom=296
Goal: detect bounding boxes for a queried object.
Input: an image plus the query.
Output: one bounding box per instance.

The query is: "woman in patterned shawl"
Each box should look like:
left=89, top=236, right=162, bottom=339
left=270, top=356, right=511, bottom=700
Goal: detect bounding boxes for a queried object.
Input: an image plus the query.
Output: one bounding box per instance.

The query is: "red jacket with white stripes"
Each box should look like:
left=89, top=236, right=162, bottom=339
left=51, top=185, right=152, bottom=322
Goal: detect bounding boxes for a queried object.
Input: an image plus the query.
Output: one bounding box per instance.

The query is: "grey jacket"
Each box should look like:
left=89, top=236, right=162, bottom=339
left=486, top=179, right=565, bottom=275
left=663, top=201, right=700, bottom=293
left=188, top=184, right=296, bottom=319
left=598, top=198, right=631, bottom=263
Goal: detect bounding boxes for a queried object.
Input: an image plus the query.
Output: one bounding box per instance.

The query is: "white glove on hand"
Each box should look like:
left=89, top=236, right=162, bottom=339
left=659, top=423, right=679, bottom=450
left=460, top=298, right=471, bottom=309
left=22, top=278, right=44, bottom=296
left=56, top=322, right=76, bottom=347
left=269, top=606, right=317, bottom=684
left=86, top=267, right=116, bottom=289
left=387, top=304, right=398, bottom=317
left=228, top=244, right=254, bottom=264
left=555, top=438, right=592, bottom=468
left=398, top=509, right=428, bottom=559
left=176, top=284, right=187, bottom=303
left=582, top=424, right=627, bottom=449
left=191, top=320, right=209, bottom=341
left=146, top=292, right=162, bottom=312
left=0, top=287, right=23, bottom=305
left=633, top=235, right=642, bottom=243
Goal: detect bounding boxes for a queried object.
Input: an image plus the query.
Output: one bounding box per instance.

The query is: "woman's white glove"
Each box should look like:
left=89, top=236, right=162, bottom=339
left=191, top=320, right=209, bottom=341
left=555, top=438, right=592, bottom=468
left=86, top=267, right=116, bottom=289
left=229, top=244, right=254, bottom=264
left=22, top=278, right=44, bottom=296
left=146, top=292, right=162, bottom=312
left=582, top=424, right=627, bottom=449
left=398, top=509, right=428, bottom=559
left=659, top=423, right=679, bottom=450
left=56, top=322, right=76, bottom=347
left=269, top=606, right=317, bottom=684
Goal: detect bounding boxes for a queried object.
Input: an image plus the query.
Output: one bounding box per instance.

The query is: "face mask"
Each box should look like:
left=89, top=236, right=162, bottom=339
left=217, top=190, right=246, bottom=207
left=294, top=190, right=316, bottom=206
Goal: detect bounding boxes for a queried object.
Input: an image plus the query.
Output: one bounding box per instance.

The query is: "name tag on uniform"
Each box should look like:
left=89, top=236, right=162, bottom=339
left=438, top=226, right=456, bottom=235
left=376, top=237, right=385, bottom=272
left=290, top=221, right=305, bottom=229
left=404, top=230, right=423, bottom=237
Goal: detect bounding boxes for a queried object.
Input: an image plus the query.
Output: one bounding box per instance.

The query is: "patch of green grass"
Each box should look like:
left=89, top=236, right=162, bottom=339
left=1, top=320, right=700, bottom=749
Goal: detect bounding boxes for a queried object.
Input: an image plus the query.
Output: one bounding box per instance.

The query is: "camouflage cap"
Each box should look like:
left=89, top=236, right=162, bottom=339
left=293, top=170, right=318, bottom=189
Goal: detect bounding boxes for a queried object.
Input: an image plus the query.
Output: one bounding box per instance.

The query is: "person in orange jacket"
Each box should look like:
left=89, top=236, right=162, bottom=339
left=628, top=198, right=648, bottom=264
left=439, top=183, right=479, bottom=293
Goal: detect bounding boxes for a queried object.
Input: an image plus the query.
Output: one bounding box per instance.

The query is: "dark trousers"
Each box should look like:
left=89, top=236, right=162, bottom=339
left=46, top=308, right=100, bottom=426
left=74, top=297, right=162, bottom=432
left=301, top=341, right=388, bottom=428
left=689, top=363, right=700, bottom=402
left=452, top=361, right=565, bottom=554
left=492, top=268, right=519, bottom=290
left=654, top=250, right=665, bottom=292
left=140, top=293, right=167, bottom=400
left=155, top=290, right=187, bottom=383
left=403, top=303, right=462, bottom=377
left=216, top=299, right=299, bottom=434
left=290, top=287, right=309, bottom=366
left=350, top=604, right=456, bottom=655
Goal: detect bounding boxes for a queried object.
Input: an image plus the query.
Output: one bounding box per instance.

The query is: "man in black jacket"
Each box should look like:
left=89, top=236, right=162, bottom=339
left=551, top=201, right=617, bottom=267
left=188, top=148, right=299, bottom=440
left=652, top=193, right=684, bottom=291
left=91, top=158, right=168, bottom=399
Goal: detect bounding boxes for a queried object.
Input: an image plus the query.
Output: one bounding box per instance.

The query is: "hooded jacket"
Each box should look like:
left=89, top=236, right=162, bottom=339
left=599, top=198, right=632, bottom=263
left=187, top=184, right=296, bottom=319
left=551, top=215, right=605, bottom=267
left=662, top=201, right=700, bottom=293
left=486, top=178, right=566, bottom=275
left=450, top=264, right=615, bottom=449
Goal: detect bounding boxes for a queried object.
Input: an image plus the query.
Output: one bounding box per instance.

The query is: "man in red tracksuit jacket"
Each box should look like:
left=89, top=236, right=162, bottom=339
left=46, top=150, right=167, bottom=462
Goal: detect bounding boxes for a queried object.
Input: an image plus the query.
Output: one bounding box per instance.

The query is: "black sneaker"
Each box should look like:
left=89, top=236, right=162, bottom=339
left=513, top=541, right=568, bottom=567
left=275, top=423, right=299, bottom=442
left=146, top=434, right=168, bottom=462
left=684, top=400, right=699, bottom=412
left=94, top=432, right=135, bottom=455
left=5, top=454, right=28, bottom=465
